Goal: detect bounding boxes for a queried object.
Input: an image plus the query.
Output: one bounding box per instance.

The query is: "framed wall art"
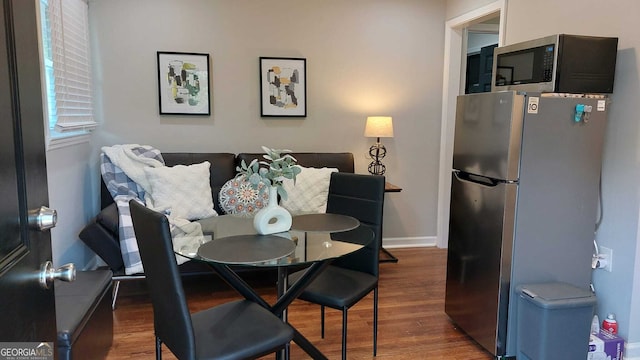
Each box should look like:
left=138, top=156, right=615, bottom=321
left=157, top=51, right=210, bottom=115
left=260, top=57, right=306, bottom=117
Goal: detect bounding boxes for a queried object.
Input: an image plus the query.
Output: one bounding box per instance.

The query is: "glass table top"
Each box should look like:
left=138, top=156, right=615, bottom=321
left=291, top=213, right=359, bottom=233
left=176, top=214, right=373, bottom=267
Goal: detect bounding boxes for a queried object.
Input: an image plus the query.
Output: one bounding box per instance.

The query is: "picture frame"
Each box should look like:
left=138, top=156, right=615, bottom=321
left=157, top=51, right=210, bottom=115
left=260, top=57, right=306, bottom=117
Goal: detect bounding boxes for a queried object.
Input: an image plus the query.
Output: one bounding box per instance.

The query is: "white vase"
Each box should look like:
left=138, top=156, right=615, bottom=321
left=253, top=186, right=292, bottom=235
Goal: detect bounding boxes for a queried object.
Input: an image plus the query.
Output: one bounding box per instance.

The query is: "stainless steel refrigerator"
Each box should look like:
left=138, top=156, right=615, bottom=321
left=444, top=91, right=607, bottom=358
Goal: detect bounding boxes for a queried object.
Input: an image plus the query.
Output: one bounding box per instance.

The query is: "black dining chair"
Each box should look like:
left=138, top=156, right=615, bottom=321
left=288, top=172, right=385, bottom=360
left=129, top=200, right=293, bottom=360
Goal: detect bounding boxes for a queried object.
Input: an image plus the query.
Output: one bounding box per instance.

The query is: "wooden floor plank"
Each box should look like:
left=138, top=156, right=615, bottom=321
left=105, top=247, right=493, bottom=359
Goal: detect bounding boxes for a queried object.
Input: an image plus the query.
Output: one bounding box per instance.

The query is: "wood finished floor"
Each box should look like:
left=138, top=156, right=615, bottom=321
left=105, top=247, right=493, bottom=359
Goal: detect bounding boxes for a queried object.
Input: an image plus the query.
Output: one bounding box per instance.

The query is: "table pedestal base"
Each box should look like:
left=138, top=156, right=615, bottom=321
left=208, top=261, right=332, bottom=360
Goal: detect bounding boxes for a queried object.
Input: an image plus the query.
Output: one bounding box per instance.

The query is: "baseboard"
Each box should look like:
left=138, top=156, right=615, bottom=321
left=626, top=341, right=640, bottom=359
left=383, top=236, right=437, bottom=248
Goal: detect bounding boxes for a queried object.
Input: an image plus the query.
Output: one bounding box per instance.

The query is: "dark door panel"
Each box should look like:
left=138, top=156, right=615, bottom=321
left=445, top=173, right=516, bottom=356
left=0, top=0, right=56, bottom=344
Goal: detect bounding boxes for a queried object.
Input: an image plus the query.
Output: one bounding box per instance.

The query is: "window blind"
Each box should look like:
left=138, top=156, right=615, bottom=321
left=48, top=0, right=96, bottom=132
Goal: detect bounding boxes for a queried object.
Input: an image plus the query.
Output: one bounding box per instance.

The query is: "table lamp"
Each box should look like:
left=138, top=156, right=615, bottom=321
left=364, top=116, right=393, bottom=175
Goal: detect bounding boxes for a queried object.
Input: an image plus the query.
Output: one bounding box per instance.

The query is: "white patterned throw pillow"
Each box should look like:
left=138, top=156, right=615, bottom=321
left=143, top=161, right=217, bottom=220
left=219, top=176, right=270, bottom=216
left=280, top=166, right=338, bottom=216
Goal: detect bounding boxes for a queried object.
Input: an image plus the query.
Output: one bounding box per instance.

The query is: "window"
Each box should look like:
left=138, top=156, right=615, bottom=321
left=38, top=0, right=96, bottom=147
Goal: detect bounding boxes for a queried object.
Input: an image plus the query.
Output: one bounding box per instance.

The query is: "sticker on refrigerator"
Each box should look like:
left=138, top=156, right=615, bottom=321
left=597, top=100, right=606, bottom=112
left=527, top=97, right=539, bottom=114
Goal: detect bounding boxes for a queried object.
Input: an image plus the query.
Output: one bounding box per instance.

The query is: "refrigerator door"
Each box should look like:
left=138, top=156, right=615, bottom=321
left=504, top=94, right=608, bottom=355
left=445, top=171, right=517, bottom=357
left=453, top=91, right=525, bottom=181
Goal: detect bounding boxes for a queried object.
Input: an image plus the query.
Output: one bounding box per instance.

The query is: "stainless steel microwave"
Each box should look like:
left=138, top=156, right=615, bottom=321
left=491, top=34, right=618, bottom=93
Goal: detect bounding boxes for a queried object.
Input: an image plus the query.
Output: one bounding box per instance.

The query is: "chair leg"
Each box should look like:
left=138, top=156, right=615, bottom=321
left=342, top=308, right=348, bottom=360
left=111, top=280, right=121, bottom=310
left=320, top=305, right=325, bottom=338
left=155, top=336, right=162, bottom=360
left=373, top=287, right=378, bottom=356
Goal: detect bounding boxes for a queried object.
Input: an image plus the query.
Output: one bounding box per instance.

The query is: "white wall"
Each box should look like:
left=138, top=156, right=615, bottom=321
left=87, top=0, right=446, bottom=245
left=446, top=0, right=496, bottom=19
left=467, top=32, right=498, bottom=54
left=47, top=143, right=96, bottom=269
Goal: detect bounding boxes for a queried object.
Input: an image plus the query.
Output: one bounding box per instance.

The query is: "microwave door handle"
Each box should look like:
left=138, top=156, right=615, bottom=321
left=453, top=170, right=504, bottom=188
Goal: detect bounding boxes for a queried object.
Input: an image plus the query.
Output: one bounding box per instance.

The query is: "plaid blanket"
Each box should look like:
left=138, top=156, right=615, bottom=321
left=101, top=144, right=205, bottom=275
left=101, top=145, right=164, bottom=274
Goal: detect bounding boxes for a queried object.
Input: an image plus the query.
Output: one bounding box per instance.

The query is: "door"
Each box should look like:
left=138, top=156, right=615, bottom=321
left=465, top=44, right=497, bottom=94
left=476, top=44, right=497, bottom=92
left=452, top=91, right=525, bottom=181
left=504, top=95, right=608, bottom=355
left=0, top=0, right=57, bottom=348
left=445, top=172, right=517, bottom=356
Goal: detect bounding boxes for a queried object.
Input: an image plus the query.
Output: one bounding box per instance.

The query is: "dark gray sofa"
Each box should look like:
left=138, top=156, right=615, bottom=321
left=79, top=152, right=355, bottom=308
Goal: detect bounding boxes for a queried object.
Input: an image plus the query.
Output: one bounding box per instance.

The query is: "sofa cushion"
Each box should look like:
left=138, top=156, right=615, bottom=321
left=236, top=152, right=355, bottom=173
left=79, top=220, right=124, bottom=272
left=144, top=161, right=217, bottom=220
left=163, top=153, right=237, bottom=215
left=280, top=166, right=338, bottom=215
left=219, top=176, right=270, bottom=216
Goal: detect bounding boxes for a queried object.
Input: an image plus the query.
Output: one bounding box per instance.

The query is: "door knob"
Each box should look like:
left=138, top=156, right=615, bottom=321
left=39, top=261, right=75, bottom=289
left=28, top=206, right=57, bottom=231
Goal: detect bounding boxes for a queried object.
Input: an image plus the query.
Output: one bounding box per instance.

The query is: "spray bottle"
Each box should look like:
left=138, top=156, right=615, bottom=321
left=602, top=313, right=618, bottom=334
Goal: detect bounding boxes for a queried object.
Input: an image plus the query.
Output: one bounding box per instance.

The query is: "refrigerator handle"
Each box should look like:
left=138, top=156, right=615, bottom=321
left=453, top=170, right=506, bottom=187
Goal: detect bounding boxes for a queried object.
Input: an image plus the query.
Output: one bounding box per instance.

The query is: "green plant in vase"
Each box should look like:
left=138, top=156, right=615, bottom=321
left=236, top=146, right=302, bottom=200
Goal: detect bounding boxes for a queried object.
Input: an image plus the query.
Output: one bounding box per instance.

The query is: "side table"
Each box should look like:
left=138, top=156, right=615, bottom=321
left=382, top=182, right=401, bottom=263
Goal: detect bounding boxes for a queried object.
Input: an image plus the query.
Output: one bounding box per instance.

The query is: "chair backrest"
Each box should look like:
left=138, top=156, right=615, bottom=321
left=326, top=172, right=385, bottom=276
left=129, top=200, right=196, bottom=360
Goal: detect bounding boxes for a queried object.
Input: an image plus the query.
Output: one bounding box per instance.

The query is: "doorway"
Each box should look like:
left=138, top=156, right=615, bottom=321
left=465, top=21, right=499, bottom=94
left=437, top=1, right=505, bottom=248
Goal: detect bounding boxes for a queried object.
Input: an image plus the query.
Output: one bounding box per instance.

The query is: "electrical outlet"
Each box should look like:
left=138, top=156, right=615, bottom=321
left=598, top=246, right=613, bottom=272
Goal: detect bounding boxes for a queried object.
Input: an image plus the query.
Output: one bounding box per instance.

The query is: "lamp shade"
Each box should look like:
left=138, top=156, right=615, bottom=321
left=364, top=116, right=394, bottom=138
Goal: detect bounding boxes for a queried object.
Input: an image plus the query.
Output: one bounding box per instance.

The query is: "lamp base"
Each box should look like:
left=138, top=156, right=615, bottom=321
left=368, top=161, right=386, bottom=175
left=368, top=142, right=387, bottom=175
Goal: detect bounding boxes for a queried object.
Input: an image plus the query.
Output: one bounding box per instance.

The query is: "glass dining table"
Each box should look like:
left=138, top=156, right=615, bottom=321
left=176, top=213, right=374, bottom=360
